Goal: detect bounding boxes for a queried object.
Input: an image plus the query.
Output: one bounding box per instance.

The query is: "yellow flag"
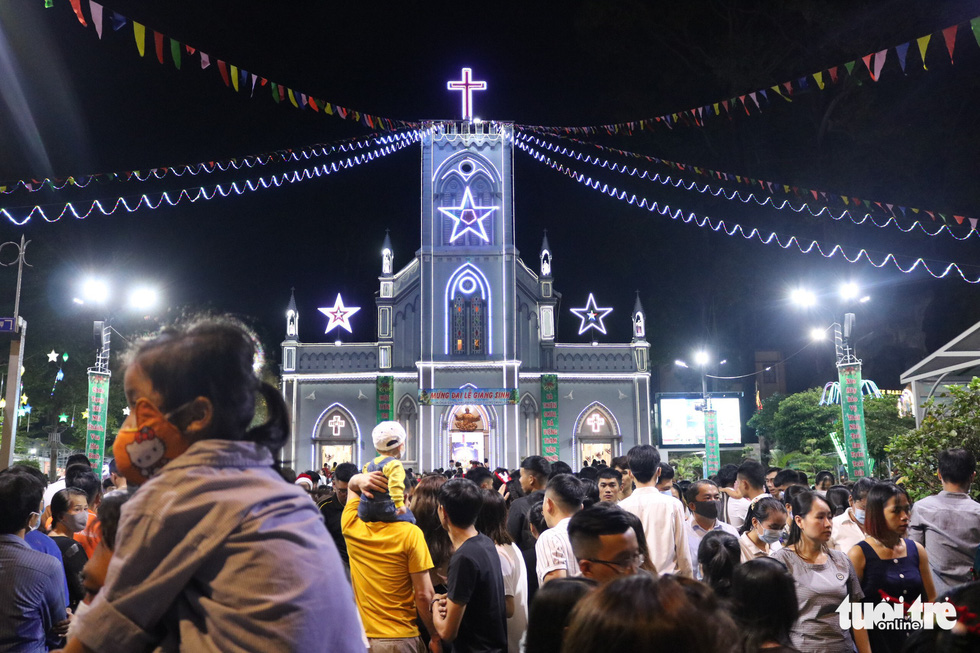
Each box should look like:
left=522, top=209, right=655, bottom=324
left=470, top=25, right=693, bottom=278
left=287, top=88, right=299, bottom=107
left=917, top=34, right=931, bottom=69
left=231, top=65, right=239, bottom=91
left=134, top=22, right=145, bottom=57
left=813, top=71, right=824, bottom=90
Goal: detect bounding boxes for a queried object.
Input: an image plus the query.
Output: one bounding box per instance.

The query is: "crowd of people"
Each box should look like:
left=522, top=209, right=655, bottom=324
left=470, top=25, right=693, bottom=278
left=2, top=316, right=980, bottom=652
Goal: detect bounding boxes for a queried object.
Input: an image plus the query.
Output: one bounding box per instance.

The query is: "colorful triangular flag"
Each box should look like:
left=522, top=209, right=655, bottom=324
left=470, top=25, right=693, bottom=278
left=90, top=2, right=103, bottom=39
left=896, top=42, right=909, bottom=72
left=943, top=25, right=957, bottom=63
left=133, top=22, right=145, bottom=57
left=917, top=34, right=931, bottom=69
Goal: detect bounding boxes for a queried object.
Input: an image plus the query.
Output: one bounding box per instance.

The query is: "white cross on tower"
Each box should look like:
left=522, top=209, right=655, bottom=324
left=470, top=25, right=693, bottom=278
left=586, top=412, right=606, bottom=433
left=328, top=415, right=346, bottom=436
left=447, top=68, right=487, bottom=121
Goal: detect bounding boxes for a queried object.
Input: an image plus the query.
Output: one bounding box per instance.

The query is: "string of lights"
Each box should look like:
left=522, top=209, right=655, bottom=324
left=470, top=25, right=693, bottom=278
left=515, top=131, right=975, bottom=241
left=0, top=130, right=419, bottom=195
left=0, top=129, right=425, bottom=226
left=515, top=138, right=980, bottom=284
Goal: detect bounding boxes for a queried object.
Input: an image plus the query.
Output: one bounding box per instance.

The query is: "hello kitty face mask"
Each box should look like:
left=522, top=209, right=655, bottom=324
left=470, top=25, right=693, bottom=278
left=113, top=397, right=193, bottom=485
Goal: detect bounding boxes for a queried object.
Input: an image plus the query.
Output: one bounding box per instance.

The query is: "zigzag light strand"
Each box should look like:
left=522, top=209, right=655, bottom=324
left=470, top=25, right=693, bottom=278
left=516, top=131, right=976, bottom=241
left=1, top=129, right=425, bottom=226
left=0, top=130, right=418, bottom=195
left=515, top=138, right=980, bottom=284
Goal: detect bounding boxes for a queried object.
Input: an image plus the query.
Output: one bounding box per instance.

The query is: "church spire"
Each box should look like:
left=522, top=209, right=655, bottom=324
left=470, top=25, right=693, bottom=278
left=286, top=287, right=299, bottom=340
left=632, top=291, right=646, bottom=340
left=539, top=229, right=552, bottom=278
left=382, top=229, right=393, bottom=276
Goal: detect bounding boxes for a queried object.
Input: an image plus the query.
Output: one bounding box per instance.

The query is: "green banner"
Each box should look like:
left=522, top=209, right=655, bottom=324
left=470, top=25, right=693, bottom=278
left=839, top=363, right=871, bottom=478
left=376, top=376, right=394, bottom=423
left=704, top=409, right=721, bottom=476
left=540, top=374, right=559, bottom=462
left=85, top=371, right=111, bottom=473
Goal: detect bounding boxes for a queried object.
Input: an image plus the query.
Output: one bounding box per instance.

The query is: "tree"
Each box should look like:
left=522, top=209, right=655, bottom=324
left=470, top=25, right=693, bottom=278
left=767, top=388, right=838, bottom=453
left=887, top=378, right=980, bottom=502
left=860, top=395, right=915, bottom=470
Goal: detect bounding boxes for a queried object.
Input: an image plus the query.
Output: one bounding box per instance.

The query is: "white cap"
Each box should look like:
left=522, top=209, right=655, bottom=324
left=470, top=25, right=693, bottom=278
left=372, top=421, right=406, bottom=452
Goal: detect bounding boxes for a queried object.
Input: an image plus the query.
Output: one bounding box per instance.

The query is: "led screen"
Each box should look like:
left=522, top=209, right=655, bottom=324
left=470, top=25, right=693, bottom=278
left=659, top=396, right=742, bottom=446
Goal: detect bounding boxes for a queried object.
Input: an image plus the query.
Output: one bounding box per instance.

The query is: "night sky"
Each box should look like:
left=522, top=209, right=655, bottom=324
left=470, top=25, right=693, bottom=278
left=1, top=0, right=979, bottom=396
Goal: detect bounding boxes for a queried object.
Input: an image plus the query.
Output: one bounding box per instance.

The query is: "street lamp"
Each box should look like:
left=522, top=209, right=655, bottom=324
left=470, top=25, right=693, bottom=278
left=675, top=351, right=726, bottom=475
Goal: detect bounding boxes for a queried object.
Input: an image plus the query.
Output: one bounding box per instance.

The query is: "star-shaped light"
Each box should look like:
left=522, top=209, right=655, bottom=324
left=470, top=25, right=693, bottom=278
left=81, top=409, right=89, bottom=420
left=47, top=350, right=59, bottom=363
left=20, top=394, right=27, bottom=406
left=570, top=293, right=614, bottom=336
left=318, top=294, right=361, bottom=334
left=122, top=406, right=131, bottom=417
left=439, top=187, right=497, bottom=243
left=58, top=413, right=68, bottom=423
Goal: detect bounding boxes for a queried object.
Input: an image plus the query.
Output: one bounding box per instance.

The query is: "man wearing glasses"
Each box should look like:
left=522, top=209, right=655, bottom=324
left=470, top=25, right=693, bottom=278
left=567, top=503, right=643, bottom=583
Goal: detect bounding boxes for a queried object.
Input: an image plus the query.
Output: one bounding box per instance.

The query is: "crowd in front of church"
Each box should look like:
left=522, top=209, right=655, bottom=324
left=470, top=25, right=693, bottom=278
left=3, top=315, right=980, bottom=653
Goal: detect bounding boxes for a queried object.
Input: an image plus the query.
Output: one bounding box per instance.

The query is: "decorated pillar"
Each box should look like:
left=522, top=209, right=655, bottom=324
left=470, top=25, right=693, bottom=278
left=838, top=363, right=871, bottom=478
left=540, top=374, right=559, bottom=462
left=703, top=409, right=720, bottom=476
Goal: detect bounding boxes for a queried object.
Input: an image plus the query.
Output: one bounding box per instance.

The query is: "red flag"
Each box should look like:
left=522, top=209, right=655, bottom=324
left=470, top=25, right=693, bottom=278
left=953, top=214, right=965, bottom=225
left=829, top=66, right=839, bottom=83
left=782, top=81, right=793, bottom=95
left=217, top=60, right=230, bottom=86
left=861, top=53, right=874, bottom=78
left=943, top=25, right=957, bottom=62
left=69, top=0, right=88, bottom=26
left=154, top=31, right=164, bottom=64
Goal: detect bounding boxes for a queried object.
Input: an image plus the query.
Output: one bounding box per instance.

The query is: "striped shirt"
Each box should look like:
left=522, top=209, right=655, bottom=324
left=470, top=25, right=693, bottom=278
left=0, top=534, right=67, bottom=652
left=535, top=517, right=580, bottom=583
left=70, top=439, right=366, bottom=653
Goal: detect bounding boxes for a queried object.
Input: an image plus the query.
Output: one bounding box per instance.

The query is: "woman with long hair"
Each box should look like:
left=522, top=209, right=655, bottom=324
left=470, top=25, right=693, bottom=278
left=772, top=490, right=871, bottom=653
left=848, top=482, right=936, bottom=653
left=61, top=317, right=362, bottom=653
left=410, top=473, right=454, bottom=591
left=476, top=489, right=529, bottom=653
left=697, top=530, right=741, bottom=599
left=731, top=558, right=800, bottom=652
left=525, top=577, right=596, bottom=653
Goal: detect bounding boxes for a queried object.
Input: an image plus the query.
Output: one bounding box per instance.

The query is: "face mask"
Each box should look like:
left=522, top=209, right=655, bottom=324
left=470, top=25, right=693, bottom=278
left=113, top=397, right=192, bottom=486
left=854, top=508, right=866, bottom=525
left=660, top=489, right=673, bottom=497
left=65, top=512, right=89, bottom=532
left=760, top=528, right=782, bottom=544
left=693, top=500, right=720, bottom=520
left=28, top=511, right=40, bottom=531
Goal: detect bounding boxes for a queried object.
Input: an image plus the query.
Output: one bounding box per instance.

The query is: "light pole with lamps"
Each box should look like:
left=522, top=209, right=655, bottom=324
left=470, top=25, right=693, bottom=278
left=74, top=278, right=159, bottom=473
left=675, top=351, right=726, bottom=476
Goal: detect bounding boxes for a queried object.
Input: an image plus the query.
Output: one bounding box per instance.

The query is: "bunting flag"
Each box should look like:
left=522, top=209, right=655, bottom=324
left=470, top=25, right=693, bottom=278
left=62, top=4, right=419, bottom=133
left=515, top=130, right=977, bottom=239
left=518, top=14, right=980, bottom=135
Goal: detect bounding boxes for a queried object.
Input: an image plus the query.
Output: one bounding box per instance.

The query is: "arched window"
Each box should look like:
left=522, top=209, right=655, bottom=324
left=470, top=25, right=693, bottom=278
left=445, top=263, right=492, bottom=356
left=312, top=403, right=360, bottom=468
left=397, top=395, right=418, bottom=465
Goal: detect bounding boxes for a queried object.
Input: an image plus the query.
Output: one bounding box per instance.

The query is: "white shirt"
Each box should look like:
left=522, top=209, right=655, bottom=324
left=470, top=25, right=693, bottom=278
left=738, top=531, right=781, bottom=563
left=687, top=516, right=739, bottom=570
left=726, top=496, right=751, bottom=530
left=535, top=517, right=580, bottom=584
left=42, top=478, right=66, bottom=512
left=619, top=487, right=693, bottom=578
left=830, top=509, right=865, bottom=553
left=497, top=542, right=528, bottom=653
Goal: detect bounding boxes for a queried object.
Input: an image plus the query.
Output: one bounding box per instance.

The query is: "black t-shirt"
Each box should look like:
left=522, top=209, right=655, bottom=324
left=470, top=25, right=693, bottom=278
left=50, top=534, right=88, bottom=610
left=317, top=496, right=348, bottom=566
left=447, top=533, right=507, bottom=653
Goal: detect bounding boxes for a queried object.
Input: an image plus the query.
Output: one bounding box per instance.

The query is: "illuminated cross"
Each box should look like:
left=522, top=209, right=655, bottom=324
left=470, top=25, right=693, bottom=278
left=447, top=68, right=487, bottom=121
left=586, top=412, right=606, bottom=433
left=328, top=415, right=346, bottom=436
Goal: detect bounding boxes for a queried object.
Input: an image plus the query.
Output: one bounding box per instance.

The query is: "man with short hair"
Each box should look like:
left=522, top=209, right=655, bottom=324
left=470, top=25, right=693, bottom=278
left=535, top=474, right=585, bottom=584
left=611, top=456, right=633, bottom=501
left=342, top=469, right=439, bottom=653
left=732, top=461, right=769, bottom=524
left=909, top=448, right=980, bottom=597
left=765, top=467, right=781, bottom=495
left=106, top=459, right=128, bottom=496
left=684, top=480, right=739, bottom=572
left=596, top=469, right=622, bottom=503
left=618, top=445, right=692, bottom=578
left=42, top=454, right=92, bottom=511
left=568, top=502, right=641, bottom=584
left=771, top=468, right=801, bottom=500
left=464, top=466, right=494, bottom=490
left=319, top=462, right=358, bottom=570
left=716, top=464, right=750, bottom=530
left=655, top=463, right=674, bottom=493
left=0, top=472, right=69, bottom=650
left=506, top=456, right=552, bottom=550
left=830, top=477, right=874, bottom=553
left=432, top=478, right=507, bottom=653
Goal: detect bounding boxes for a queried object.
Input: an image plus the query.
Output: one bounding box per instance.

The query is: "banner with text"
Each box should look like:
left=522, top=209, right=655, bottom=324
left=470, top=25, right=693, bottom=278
left=839, top=364, right=871, bottom=478
left=703, top=409, right=721, bottom=476
left=419, top=387, right=519, bottom=406
left=85, top=371, right=110, bottom=472
left=540, top=375, right=560, bottom=462
left=376, top=376, right=394, bottom=423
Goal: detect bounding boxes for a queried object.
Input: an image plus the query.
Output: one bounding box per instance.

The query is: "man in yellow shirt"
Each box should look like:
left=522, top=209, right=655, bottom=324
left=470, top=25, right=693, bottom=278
left=343, top=471, right=440, bottom=653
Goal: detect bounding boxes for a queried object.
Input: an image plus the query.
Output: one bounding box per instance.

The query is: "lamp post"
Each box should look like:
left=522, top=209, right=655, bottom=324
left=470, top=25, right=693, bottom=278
left=675, top=352, right=726, bottom=476
left=792, top=283, right=872, bottom=478
left=74, top=278, right=159, bottom=473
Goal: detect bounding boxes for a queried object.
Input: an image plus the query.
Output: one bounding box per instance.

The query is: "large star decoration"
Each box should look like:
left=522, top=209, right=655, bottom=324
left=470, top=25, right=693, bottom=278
left=439, top=187, right=497, bottom=243
left=318, top=294, right=361, bottom=334
left=570, top=293, right=614, bottom=336
left=47, top=350, right=59, bottom=363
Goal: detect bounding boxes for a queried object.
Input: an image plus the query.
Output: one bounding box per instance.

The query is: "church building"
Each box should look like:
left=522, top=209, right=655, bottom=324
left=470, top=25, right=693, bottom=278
left=280, top=113, right=653, bottom=472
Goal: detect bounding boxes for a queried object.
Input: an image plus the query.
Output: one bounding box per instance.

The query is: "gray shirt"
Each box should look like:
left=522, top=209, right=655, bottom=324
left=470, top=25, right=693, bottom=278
left=772, top=547, right=864, bottom=653
left=909, top=490, right=980, bottom=597
left=0, top=534, right=67, bottom=652
left=72, top=439, right=366, bottom=653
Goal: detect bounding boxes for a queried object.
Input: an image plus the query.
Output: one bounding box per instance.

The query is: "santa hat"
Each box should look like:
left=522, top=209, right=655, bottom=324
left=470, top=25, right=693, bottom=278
left=294, top=474, right=315, bottom=490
